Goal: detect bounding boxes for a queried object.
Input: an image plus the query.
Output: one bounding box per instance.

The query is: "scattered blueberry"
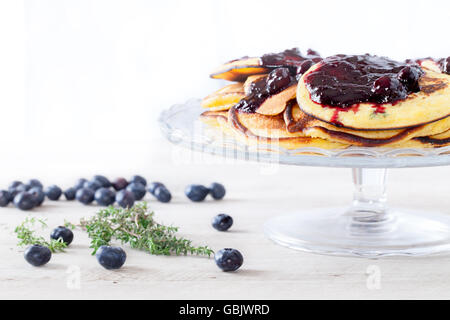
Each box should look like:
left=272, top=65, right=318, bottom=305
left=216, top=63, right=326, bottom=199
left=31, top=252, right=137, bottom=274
left=9, top=188, right=22, bottom=201
left=126, top=182, right=146, bottom=201
left=130, top=175, right=147, bottom=187
left=95, top=188, right=116, bottom=206
left=0, top=190, right=11, bottom=207
left=93, top=175, right=111, bottom=188
left=75, top=187, right=95, bottom=205
left=96, top=246, right=126, bottom=270
left=115, top=190, right=135, bottom=208
left=214, top=248, right=243, bottom=272
left=50, top=226, right=74, bottom=245
left=185, top=184, right=209, bottom=202
left=13, top=184, right=29, bottom=193
left=13, top=192, right=35, bottom=210
left=29, top=187, right=45, bottom=206
left=212, top=214, right=233, bottom=231
left=111, top=177, right=128, bottom=191
left=74, top=178, right=88, bottom=190
left=27, top=179, right=43, bottom=190
left=153, top=185, right=171, bottom=203
left=45, top=185, right=62, bottom=201
left=209, top=183, right=226, bottom=200
left=24, top=245, right=52, bottom=267
left=148, top=182, right=164, bottom=195
left=64, top=187, right=77, bottom=200
left=83, top=180, right=102, bottom=191
left=8, top=181, right=24, bottom=191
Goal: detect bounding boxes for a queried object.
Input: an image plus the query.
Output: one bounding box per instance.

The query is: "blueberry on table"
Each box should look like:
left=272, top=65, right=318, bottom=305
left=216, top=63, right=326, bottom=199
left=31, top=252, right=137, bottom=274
left=126, top=182, right=146, bottom=201
left=27, top=179, right=43, bottom=190
left=13, top=192, right=35, bottom=210
left=147, top=182, right=164, bottom=195
left=96, top=246, right=126, bottom=270
left=95, top=188, right=116, bottom=206
left=111, top=177, right=128, bottom=191
left=130, top=175, right=147, bottom=187
left=209, top=183, right=226, bottom=200
left=212, top=214, right=233, bottom=231
left=24, top=245, right=52, bottom=267
left=214, top=248, right=243, bottom=272
left=8, top=181, right=24, bottom=191
left=64, top=187, right=77, bottom=200
left=75, top=187, right=95, bottom=205
left=29, top=187, right=45, bottom=206
left=0, top=190, right=11, bottom=207
left=93, top=175, right=111, bottom=188
left=74, top=178, right=88, bottom=190
left=115, top=190, right=135, bottom=208
left=153, top=185, right=171, bottom=203
left=185, top=184, right=209, bottom=202
left=45, top=185, right=62, bottom=201
left=50, top=226, right=74, bottom=245
left=83, top=180, right=102, bottom=191
left=9, top=188, right=22, bottom=201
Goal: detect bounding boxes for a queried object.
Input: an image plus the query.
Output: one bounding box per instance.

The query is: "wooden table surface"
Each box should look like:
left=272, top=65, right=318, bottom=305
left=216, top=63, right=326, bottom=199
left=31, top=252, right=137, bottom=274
left=1, top=140, right=449, bottom=299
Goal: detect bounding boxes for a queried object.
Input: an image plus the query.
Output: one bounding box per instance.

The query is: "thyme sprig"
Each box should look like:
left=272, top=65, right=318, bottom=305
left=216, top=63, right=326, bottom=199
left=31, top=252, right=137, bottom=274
left=79, top=202, right=213, bottom=257
left=14, top=217, right=67, bottom=252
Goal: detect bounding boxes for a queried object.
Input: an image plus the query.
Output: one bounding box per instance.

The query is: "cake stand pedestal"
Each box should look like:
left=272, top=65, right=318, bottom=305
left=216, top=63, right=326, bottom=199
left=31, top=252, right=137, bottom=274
left=159, top=99, right=450, bottom=257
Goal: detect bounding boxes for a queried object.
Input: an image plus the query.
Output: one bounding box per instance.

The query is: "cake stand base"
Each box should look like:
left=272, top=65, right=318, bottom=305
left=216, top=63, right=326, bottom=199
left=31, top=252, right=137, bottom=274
left=264, top=168, right=450, bottom=258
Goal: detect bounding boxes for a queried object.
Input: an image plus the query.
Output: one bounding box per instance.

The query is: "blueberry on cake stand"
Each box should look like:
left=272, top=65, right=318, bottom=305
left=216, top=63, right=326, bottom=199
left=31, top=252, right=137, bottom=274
left=159, top=99, right=450, bottom=258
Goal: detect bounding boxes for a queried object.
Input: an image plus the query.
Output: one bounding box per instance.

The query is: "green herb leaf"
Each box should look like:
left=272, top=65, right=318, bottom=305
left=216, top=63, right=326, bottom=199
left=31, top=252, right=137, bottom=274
left=79, top=202, right=213, bottom=257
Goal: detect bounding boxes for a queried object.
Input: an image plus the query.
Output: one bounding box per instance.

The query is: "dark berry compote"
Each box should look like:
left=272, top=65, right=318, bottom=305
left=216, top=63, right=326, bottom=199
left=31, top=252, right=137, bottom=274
left=304, top=54, right=424, bottom=108
left=235, top=48, right=322, bottom=113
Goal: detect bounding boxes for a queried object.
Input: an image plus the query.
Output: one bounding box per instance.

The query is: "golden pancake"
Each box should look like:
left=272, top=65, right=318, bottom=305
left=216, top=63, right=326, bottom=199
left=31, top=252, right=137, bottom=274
left=285, top=101, right=450, bottom=147
left=227, top=107, right=347, bottom=150
left=297, top=65, right=450, bottom=130
left=199, top=110, right=228, bottom=127
left=210, top=57, right=268, bottom=82
left=201, top=83, right=245, bottom=111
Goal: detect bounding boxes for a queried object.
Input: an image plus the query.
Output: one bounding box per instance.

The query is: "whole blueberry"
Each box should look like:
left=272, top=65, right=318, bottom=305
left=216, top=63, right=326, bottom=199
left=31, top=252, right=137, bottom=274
left=214, top=248, right=243, bottom=272
left=27, top=179, right=43, bottom=190
left=0, top=190, right=11, bottom=207
left=75, top=187, right=95, bottom=205
left=8, top=181, right=24, bottom=191
left=126, top=182, right=146, bottom=201
left=154, top=185, right=171, bottom=203
left=45, top=185, right=62, bottom=201
left=9, top=188, right=22, bottom=201
left=24, top=245, right=52, bottom=267
left=115, top=190, right=135, bottom=208
left=64, top=187, right=77, bottom=200
left=29, top=187, right=45, bottom=206
left=212, top=214, right=233, bottom=231
left=95, top=188, right=116, bottom=206
left=50, top=226, right=74, bottom=245
left=185, top=184, right=209, bottom=202
left=111, top=177, right=128, bottom=191
left=74, top=178, right=88, bottom=190
left=96, top=246, right=126, bottom=270
left=148, top=182, right=164, bottom=195
left=130, top=175, right=147, bottom=187
left=13, top=192, right=35, bottom=210
left=12, top=183, right=28, bottom=193
left=93, top=175, right=111, bottom=188
left=209, top=183, right=226, bottom=200
left=83, top=180, right=102, bottom=191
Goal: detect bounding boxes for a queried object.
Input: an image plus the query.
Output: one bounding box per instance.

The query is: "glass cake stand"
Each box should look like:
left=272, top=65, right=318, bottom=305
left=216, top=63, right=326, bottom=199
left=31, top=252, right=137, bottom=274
left=159, top=99, right=450, bottom=258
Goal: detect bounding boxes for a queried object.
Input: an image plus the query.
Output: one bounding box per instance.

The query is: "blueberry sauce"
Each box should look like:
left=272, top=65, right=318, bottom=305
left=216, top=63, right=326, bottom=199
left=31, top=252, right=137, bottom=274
left=235, top=68, right=296, bottom=113
left=304, top=54, right=424, bottom=108
left=235, top=48, right=322, bottom=114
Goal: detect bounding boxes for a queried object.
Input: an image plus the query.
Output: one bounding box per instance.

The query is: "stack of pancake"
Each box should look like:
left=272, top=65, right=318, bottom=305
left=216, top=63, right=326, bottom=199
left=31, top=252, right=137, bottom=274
left=200, top=49, right=450, bottom=150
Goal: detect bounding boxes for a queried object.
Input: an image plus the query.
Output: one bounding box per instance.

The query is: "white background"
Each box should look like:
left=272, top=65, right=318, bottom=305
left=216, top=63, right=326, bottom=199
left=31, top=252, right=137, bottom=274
left=0, top=0, right=449, bottom=182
